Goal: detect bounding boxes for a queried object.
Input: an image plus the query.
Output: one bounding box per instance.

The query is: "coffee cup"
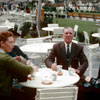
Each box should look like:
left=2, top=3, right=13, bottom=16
left=68, top=67, right=75, bottom=76
left=57, top=65, right=63, bottom=72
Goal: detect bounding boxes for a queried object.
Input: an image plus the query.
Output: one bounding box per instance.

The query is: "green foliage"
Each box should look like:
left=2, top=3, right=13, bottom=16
left=43, top=6, right=49, bottom=12
left=49, top=6, right=56, bottom=12
left=20, top=22, right=31, bottom=38
left=29, top=30, right=38, bottom=38
left=43, top=6, right=56, bottom=12
left=77, top=31, right=84, bottom=42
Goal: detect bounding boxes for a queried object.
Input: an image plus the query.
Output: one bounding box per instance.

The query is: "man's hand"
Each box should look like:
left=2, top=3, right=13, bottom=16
left=51, top=63, right=57, bottom=71
left=75, top=69, right=80, bottom=74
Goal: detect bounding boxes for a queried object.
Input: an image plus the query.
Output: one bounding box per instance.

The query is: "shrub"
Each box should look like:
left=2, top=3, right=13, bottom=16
left=20, top=22, right=31, bottom=38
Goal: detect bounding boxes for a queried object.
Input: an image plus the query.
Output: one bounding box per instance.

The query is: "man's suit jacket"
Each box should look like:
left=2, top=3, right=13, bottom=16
left=45, top=42, right=88, bottom=76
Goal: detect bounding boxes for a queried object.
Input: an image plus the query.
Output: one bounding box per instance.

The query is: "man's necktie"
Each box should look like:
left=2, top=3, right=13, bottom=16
left=66, top=45, right=70, bottom=67
left=66, top=45, right=70, bottom=59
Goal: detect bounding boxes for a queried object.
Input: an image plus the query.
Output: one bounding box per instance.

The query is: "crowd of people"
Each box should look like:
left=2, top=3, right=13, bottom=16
left=0, top=27, right=100, bottom=100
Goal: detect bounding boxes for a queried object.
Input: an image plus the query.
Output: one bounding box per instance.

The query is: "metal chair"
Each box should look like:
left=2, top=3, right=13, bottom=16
left=35, top=86, right=78, bottom=100
left=74, top=24, right=79, bottom=39
left=48, top=24, right=59, bottom=27
left=47, top=24, right=59, bottom=36
left=83, top=31, right=90, bottom=44
left=53, top=28, right=63, bottom=38
left=83, top=31, right=100, bottom=77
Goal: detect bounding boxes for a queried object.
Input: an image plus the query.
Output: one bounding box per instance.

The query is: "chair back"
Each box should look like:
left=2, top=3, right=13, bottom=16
left=46, top=49, right=52, bottom=57
left=53, top=28, right=63, bottom=38
left=48, top=24, right=59, bottom=27
left=35, top=86, right=78, bottom=100
left=74, top=25, right=78, bottom=32
left=74, top=25, right=79, bottom=39
left=83, top=31, right=90, bottom=44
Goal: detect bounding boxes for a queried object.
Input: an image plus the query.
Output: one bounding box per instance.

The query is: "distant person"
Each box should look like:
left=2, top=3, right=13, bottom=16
left=45, top=27, right=88, bottom=85
left=0, top=31, right=35, bottom=100
left=66, top=4, right=70, bottom=18
left=26, top=7, right=30, bottom=13
left=69, top=7, right=73, bottom=12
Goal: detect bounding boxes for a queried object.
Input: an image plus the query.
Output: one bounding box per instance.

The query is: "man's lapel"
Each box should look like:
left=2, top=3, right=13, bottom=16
left=60, top=42, right=67, bottom=60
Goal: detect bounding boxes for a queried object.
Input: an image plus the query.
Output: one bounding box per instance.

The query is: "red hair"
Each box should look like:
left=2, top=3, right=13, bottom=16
left=0, top=31, right=14, bottom=43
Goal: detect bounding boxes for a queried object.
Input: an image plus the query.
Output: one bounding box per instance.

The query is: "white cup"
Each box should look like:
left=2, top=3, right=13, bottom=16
left=43, top=74, right=52, bottom=83
left=51, top=71, right=57, bottom=81
left=57, top=65, right=63, bottom=72
left=68, top=67, right=75, bottom=76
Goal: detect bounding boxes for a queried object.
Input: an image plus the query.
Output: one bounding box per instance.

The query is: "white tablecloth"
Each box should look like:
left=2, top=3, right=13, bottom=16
left=42, top=27, right=64, bottom=32
left=19, top=68, right=80, bottom=88
left=92, top=33, right=100, bottom=38
left=20, top=43, right=55, bottom=54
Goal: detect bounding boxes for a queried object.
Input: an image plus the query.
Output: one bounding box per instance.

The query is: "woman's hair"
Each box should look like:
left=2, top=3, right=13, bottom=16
left=0, top=31, right=14, bottom=43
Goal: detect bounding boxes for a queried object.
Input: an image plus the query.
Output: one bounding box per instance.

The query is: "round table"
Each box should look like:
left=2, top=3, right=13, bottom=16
left=42, top=27, right=64, bottom=32
left=0, top=26, right=12, bottom=31
left=42, top=27, right=64, bottom=35
left=20, top=43, right=55, bottom=54
left=92, top=33, right=100, bottom=38
left=0, top=22, right=15, bottom=29
left=92, top=33, right=100, bottom=46
left=19, top=68, right=80, bottom=88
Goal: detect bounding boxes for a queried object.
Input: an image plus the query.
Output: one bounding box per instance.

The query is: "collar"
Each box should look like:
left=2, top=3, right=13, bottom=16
left=0, top=48, right=5, bottom=53
left=64, top=42, right=72, bottom=48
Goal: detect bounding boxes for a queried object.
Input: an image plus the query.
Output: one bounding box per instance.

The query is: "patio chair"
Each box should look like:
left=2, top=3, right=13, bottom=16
left=48, top=24, right=59, bottom=27
left=53, top=28, right=63, bottom=38
left=47, top=24, right=59, bottom=36
left=35, top=86, right=78, bottom=100
left=83, top=31, right=90, bottom=44
left=83, top=31, right=100, bottom=77
left=74, top=24, right=79, bottom=39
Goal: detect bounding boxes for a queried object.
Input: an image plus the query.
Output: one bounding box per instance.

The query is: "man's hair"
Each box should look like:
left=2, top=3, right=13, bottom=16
left=63, top=27, right=75, bottom=34
left=0, top=31, right=13, bottom=43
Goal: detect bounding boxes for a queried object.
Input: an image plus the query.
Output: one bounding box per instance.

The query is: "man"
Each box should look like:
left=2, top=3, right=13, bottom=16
left=45, top=27, right=88, bottom=77
left=0, top=31, right=34, bottom=100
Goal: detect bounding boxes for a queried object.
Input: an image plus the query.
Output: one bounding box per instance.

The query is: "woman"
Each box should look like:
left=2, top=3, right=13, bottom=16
left=0, top=31, right=34, bottom=100
left=7, top=29, right=35, bottom=87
